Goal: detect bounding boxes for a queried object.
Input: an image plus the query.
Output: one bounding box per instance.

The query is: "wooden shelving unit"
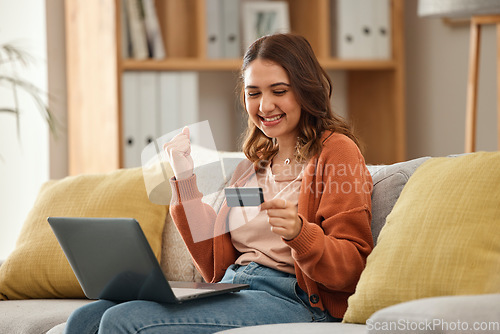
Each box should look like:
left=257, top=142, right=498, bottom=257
left=65, top=0, right=406, bottom=175
left=121, top=59, right=398, bottom=71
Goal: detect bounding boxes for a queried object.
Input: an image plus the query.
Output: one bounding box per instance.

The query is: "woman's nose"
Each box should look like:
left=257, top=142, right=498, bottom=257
left=259, top=94, right=275, bottom=113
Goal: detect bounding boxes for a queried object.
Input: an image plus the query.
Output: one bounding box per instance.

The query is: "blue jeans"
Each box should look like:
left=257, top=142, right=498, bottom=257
left=64, top=262, right=339, bottom=334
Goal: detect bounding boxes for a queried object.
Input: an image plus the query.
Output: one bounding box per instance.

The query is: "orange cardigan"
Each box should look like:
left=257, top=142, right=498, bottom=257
left=170, top=131, right=373, bottom=319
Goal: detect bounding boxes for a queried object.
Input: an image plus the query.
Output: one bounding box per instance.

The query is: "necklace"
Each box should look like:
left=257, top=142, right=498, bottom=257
left=273, top=156, right=292, bottom=165
left=273, top=138, right=299, bottom=166
left=273, top=154, right=293, bottom=166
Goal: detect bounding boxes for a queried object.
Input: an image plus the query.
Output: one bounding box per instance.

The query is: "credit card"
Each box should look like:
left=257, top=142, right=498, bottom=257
left=225, top=187, right=264, bottom=207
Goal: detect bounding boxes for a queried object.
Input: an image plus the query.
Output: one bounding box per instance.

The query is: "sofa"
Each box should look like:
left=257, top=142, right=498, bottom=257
left=0, top=151, right=499, bottom=334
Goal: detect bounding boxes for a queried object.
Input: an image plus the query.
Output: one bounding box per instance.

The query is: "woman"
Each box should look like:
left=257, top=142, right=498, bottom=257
left=64, top=33, right=373, bottom=334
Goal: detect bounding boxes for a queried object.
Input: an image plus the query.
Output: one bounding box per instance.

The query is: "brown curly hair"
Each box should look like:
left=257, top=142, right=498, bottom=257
left=239, top=33, right=359, bottom=166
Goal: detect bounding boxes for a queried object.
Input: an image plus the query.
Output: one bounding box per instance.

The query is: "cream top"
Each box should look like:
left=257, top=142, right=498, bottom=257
left=228, top=162, right=304, bottom=274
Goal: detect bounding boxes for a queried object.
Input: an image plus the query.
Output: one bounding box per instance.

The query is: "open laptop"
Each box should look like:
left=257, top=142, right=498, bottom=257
left=47, top=217, right=248, bottom=303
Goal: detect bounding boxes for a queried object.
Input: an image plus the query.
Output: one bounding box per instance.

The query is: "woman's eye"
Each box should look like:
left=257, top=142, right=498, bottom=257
left=274, top=90, right=287, bottom=95
left=247, top=92, right=260, bottom=97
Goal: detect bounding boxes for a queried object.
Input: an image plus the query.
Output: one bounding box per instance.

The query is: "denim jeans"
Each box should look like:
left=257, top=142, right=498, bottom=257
left=64, top=262, right=339, bottom=334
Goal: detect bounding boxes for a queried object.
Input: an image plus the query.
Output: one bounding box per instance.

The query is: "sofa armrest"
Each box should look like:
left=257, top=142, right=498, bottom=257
left=367, top=294, right=500, bottom=334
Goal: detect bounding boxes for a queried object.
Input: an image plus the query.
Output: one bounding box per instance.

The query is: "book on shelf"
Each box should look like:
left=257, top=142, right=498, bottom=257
left=124, top=0, right=149, bottom=59
left=120, top=0, right=133, bottom=58
left=122, top=0, right=166, bottom=60
left=142, top=0, right=166, bottom=59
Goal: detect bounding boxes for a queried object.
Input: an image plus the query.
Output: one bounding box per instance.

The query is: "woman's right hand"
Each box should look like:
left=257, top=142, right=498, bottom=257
left=164, top=127, right=194, bottom=180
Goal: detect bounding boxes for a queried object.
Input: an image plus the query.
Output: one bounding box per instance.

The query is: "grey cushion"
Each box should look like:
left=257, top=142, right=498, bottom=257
left=367, top=294, right=500, bottom=334
left=216, top=322, right=367, bottom=334
left=0, top=299, right=94, bottom=334
left=367, top=157, right=430, bottom=244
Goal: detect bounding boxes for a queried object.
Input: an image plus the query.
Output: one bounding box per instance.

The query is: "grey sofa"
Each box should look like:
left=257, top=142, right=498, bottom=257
left=1, top=155, right=499, bottom=334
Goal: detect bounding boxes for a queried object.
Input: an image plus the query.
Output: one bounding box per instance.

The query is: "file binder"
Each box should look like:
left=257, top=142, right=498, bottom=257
left=122, top=72, right=199, bottom=168
left=373, top=0, right=391, bottom=59
left=158, top=72, right=199, bottom=137
left=358, top=0, right=375, bottom=58
left=205, top=0, right=223, bottom=59
left=222, top=0, right=241, bottom=58
left=122, top=72, right=141, bottom=168
left=138, top=72, right=160, bottom=152
left=159, top=72, right=181, bottom=135
left=179, top=72, right=199, bottom=126
left=337, top=0, right=361, bottom=59
left=336, top=0, right=391, bottom=59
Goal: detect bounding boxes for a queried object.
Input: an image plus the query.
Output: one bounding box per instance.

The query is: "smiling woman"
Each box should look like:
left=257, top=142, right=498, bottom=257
left=240, top=34, right=360, bottom=167
left=65, top=33, right=374, bottom=333
left=244, top=58, right=301, bottom=153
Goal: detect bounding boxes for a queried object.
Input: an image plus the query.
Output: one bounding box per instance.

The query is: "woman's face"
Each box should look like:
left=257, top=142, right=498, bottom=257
left=243, top=58, right=301, bottom=143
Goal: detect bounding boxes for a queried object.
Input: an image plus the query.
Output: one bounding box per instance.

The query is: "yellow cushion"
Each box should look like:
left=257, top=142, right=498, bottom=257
left=344, top=152, right=500, bottom=323
left=0, top=167, right=169, bottom=300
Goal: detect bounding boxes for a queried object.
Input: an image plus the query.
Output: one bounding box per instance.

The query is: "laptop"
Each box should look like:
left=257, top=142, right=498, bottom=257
left=47, top=217, right=249, bottom=303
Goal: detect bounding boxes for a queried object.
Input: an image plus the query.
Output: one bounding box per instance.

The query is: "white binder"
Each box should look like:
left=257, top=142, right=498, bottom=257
left=159, top=72, right=181, bottom=136
left=205, top=0, right=223, bottom=59
left=122, top=71, right=141, bottom=168
left=138, top=72, right=160, bottom=156
left=179, top=72, right=199, bottom=126
left=158, top=72, right=199, bottom=137
left=337, top=0, right=362, bottom=59
left=336, top=0, right=390, bottom=59
left=358, top=0, right=375, bottom=58
left=373, top=0, right=391, bottom=59
left=222, top=0, right=241, bottom=58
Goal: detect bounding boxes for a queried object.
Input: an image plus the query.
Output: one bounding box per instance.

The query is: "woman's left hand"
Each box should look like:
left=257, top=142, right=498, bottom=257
left=261, top=199, right=302, bottom=240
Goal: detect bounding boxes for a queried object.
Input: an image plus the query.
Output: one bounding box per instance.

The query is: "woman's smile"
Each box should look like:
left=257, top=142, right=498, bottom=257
left=259, top=113, right=286, bottom=127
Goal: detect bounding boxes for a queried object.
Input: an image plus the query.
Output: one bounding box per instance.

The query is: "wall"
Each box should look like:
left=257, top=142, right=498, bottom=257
left=0, top=0, right=49, bottom=259
left=405, top=0, right=497, bottom=158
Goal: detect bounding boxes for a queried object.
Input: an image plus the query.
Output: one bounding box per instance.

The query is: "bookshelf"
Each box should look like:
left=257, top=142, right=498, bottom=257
left=65, top=0, right=406, bottom=175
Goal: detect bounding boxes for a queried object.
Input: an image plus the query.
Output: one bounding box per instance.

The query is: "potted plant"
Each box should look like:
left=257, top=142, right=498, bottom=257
left=0, top=42, right=57, bottom=139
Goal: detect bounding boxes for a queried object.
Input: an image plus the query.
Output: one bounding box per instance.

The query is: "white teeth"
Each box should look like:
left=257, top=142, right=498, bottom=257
left=262, top=114, right=284, bottom=122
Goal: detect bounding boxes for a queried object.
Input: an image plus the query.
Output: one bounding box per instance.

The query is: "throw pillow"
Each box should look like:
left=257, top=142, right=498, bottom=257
left=367, top=157, right=430, bottom=244
left=0, top=167, right=169, bottom=300
left=343, top=152, right=500, bottom=323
